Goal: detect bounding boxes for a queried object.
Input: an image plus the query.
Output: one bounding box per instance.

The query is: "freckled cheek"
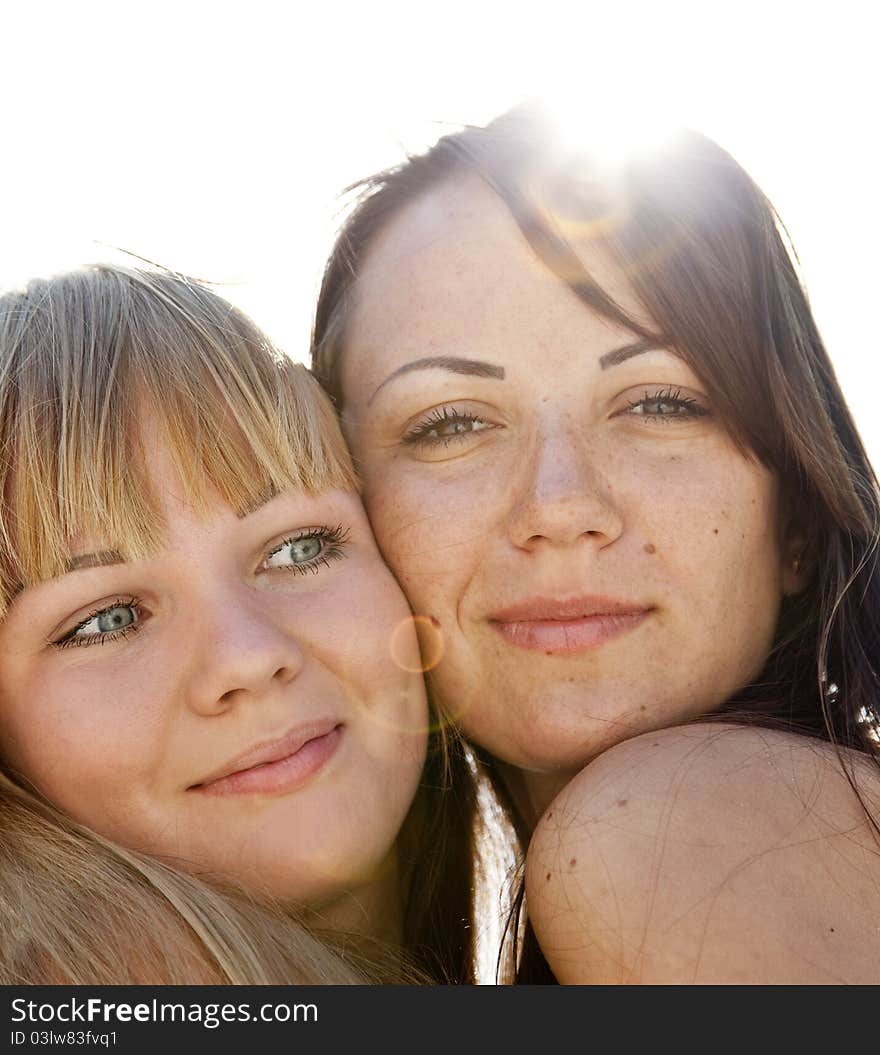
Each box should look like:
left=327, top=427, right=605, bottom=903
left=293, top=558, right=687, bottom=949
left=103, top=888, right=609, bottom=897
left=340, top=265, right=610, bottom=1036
left=647, top=473, right=780, bottom=625
left=362, top=465, right=490, bottom=602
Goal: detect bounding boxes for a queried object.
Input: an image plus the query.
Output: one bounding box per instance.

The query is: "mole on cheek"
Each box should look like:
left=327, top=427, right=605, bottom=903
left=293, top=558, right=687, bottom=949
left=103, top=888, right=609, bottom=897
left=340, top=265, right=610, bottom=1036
left=643, top=543, right=656, bottom=555
left=713, top=528, right=719, bottom=535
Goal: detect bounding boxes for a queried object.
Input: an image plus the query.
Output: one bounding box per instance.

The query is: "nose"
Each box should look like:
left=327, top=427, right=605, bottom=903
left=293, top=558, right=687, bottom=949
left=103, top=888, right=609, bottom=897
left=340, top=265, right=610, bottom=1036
left=507, top=422, right=623, bottom=551
left=185, top=586, right=306, bottom=716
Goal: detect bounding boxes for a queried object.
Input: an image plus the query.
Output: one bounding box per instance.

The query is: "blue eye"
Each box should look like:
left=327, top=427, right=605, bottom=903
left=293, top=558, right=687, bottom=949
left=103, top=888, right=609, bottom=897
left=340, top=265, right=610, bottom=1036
left=94, top=605, right=136, bottom=632
left=55, top=599, right=143, bottom=650
left=263, top=526, right=349, bottom=575
left=272, top=536, right=323, bottom=565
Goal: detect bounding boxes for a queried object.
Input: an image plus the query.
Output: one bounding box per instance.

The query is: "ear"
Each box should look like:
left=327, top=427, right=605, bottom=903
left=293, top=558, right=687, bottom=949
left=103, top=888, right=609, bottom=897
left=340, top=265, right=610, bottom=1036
left=781, top=530, right=808, bottom=596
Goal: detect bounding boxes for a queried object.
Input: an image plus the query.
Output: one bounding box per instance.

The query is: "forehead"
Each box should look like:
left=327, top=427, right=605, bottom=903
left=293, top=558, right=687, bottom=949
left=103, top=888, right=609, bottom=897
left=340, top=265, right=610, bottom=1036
left=344, top=173, right=652, bottom=386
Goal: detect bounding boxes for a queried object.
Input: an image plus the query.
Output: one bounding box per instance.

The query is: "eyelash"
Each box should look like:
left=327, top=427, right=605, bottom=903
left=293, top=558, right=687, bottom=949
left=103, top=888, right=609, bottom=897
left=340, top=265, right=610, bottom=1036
left=624, top=387, right=709, bottom=424
left=402, top=406, right=493, bottom=448
left=401, top=389, right=708, bottom=448
left=262, top=524, right=350, bottom=575
left=51, top=525, right=350, bottom=651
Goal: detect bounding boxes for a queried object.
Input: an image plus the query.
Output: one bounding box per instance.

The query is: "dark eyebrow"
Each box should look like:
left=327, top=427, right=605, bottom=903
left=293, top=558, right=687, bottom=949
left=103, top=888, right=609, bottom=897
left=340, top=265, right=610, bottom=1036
left=599, top=340, right=667, bottom=370
left=368, top=356, right=505, bottom=405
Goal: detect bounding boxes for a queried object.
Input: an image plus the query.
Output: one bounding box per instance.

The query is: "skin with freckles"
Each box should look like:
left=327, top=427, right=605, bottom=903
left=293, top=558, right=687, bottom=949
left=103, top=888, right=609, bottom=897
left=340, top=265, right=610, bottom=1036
left=525, top=724, right=880, bottom=983
left=0, top=420, right=428, bottom=936
left=338, top=174, right=800, bottom=820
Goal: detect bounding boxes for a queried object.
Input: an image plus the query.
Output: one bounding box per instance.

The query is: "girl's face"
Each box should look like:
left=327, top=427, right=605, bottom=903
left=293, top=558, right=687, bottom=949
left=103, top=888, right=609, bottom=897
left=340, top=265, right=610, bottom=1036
left=0, top=423, right=428, bottom=912
left=338, top=175, right=798, bottom=787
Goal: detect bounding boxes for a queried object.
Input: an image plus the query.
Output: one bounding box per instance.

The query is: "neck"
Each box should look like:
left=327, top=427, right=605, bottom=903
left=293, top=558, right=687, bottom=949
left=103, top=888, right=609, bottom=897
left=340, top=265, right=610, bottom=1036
left=495, top=762, right=577, bottom=838
left=303, top=848, right=405, bottom=952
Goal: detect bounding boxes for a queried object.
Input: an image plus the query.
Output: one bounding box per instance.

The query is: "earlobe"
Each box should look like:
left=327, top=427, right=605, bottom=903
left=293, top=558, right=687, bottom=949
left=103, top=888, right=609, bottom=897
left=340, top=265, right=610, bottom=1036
left=781, top=536, right=807, bottom=596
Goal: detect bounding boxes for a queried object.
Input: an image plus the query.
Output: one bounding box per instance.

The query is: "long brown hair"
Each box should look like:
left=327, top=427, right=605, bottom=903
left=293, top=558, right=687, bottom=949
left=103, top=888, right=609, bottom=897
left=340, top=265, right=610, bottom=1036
left=0, top=265, right=476, bottom=984
left=312, top=103, right=880, bottom=981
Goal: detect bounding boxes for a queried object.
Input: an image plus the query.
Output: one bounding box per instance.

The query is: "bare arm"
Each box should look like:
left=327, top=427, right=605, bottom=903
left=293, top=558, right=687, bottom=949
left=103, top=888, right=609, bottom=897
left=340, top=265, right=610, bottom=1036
left=524, top=723, right=880, bottom=984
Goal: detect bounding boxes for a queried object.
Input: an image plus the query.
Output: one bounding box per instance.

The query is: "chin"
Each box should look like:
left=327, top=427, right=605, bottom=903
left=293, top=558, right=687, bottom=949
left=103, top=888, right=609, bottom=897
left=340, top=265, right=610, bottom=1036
left=480, top=695, right=691, bottom=774
left=227, top=839, right=393, bottom=907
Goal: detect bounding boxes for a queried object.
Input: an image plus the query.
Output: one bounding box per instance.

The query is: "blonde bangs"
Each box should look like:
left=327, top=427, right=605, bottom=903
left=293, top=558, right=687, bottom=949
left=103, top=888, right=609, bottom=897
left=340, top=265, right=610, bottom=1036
left=0, top=266, right=356, bottom=617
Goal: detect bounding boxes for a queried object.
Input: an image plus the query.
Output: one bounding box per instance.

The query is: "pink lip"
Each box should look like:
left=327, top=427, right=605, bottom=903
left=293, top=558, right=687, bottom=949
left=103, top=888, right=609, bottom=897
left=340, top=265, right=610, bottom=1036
left=489, top=596, right=652, bottom=655
left=190, top=719, right=343, bottom=797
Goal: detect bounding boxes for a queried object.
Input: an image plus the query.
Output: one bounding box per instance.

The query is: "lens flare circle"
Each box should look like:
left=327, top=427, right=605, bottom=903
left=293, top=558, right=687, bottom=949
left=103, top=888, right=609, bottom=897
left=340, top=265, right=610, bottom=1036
left=389, top=614, right=445, bottom=674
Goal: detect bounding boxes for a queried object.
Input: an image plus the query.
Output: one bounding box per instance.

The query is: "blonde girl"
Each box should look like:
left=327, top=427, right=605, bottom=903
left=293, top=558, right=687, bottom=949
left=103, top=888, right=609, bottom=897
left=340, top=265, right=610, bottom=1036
left=0, top=265, right=476, bottom=984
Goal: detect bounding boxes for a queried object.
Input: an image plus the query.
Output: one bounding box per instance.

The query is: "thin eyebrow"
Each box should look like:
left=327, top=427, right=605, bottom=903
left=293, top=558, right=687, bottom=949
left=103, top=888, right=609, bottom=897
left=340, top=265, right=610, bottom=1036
left=368, top=356, right=506, bottom=405
left=6, top=552, right=127, bottom=605
left=65, top=550, right=126, bottom=573
left=237, top=487, right=280, bottom=519
left=51, top=491, right=279, bottom=579
left=599, top=340, right=666, bottom=370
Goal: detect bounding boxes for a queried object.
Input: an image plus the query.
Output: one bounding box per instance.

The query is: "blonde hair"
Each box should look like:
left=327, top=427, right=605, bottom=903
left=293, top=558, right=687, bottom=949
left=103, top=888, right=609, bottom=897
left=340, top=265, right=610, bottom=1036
left=0, top=264, right=356, bottom=614
left=0, top=774, right=376, bottom=984
left=0, top=264, right=411, bottom=985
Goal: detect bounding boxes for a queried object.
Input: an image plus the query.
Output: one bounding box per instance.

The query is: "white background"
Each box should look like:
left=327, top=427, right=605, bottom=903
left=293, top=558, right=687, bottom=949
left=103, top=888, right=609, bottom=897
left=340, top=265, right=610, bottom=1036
left=2, top=0, right=877, bottom=457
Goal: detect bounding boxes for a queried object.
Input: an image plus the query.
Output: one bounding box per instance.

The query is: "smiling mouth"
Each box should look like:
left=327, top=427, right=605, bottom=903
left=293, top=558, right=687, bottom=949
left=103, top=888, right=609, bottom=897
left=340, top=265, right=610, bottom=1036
left=488, top=597, right=652, bottom=656
left=190, top=722, right=344, bottom=797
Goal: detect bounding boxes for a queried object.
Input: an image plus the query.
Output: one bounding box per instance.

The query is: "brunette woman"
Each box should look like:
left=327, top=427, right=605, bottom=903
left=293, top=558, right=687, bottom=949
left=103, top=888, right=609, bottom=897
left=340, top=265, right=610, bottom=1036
left=313, top=105, right=880, bottom=983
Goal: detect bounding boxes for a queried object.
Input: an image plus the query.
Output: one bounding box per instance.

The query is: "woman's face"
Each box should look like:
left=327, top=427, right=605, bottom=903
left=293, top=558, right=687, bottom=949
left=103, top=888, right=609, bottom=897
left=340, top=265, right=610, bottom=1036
left=0, top=424, right=428, bottom=911
left=338, top=174, right=797, bottom=783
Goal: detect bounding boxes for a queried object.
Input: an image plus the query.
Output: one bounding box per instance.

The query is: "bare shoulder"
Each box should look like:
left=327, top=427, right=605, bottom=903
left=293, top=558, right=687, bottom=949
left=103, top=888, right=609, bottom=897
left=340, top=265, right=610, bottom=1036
left=524, top=723, right=880, bottom=983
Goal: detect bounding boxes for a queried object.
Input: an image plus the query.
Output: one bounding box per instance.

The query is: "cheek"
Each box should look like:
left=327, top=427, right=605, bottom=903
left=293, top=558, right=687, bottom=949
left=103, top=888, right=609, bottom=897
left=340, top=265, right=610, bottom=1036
left=640, top=456, right=782, bottom=641
left=0, top=660, right=170, bottom=822
left=296, top=561, right=428, bottom=717
left=632, top=446, right=777, bottom=559
left=361, top=457, right=492, bottom=613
